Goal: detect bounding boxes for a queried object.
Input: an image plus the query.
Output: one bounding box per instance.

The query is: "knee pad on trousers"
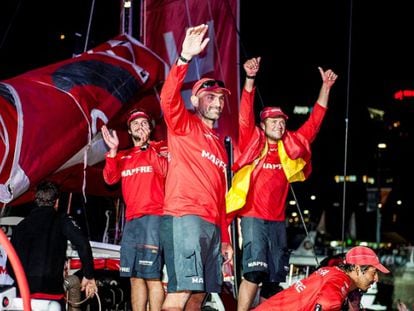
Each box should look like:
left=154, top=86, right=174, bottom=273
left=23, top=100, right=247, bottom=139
left=243, top=271, right=267, bottom=285
left=260, top=281, right=283, bottom=299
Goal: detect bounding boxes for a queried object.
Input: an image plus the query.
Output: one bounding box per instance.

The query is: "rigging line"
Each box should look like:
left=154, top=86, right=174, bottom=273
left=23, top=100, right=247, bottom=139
left=206, top=0, right=235, bottom=115
left=290, top=184, right=320, bottom=267
left=183, top=0, right=233, bottom=87
left=114, top=198, right=121, bottom=244
left=140, top=0, right=146, bottom=43
left=225, top=136, right=241, bottom=299
left=341, top=0, right=354, bottom=252
left=0, top=0, right=23, bottom=50
left=206, top=0, right=226, bottom=81
left=84, top=0, right=97, bottom=52
left=222, top=0, right=246, bottom=60
left=223, top=0, right=265, bottom=109
left=67, top=291, right=102, bottom=311
left=81, top=192, right=93, bottom=240
left=183, top=0, right=202, bottom=79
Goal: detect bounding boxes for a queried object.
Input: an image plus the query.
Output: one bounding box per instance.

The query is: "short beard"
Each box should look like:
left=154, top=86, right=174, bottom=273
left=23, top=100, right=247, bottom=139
left=201, top=109, right=221, bottom=121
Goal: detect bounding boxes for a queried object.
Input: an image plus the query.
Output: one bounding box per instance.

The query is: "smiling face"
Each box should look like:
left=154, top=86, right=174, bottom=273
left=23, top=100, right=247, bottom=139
left=193, top=90, right=226, bottom=127
left=261, top=117, right=287, bottom=143
left=352, top=265, right=379, bottom=292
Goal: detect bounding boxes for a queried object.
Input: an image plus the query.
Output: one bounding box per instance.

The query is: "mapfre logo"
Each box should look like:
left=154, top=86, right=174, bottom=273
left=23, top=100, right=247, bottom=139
left=121, top=166, right=153, bottom=177
left=191, top=276, right=204, bottom=284
left=262, top=163, right=282, bottom=170
left=201, top=150, right=226, bottom=172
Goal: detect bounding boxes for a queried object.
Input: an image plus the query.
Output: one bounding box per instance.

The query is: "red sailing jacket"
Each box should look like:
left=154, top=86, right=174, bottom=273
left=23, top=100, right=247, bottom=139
left=103, top=141, right=167, bottom=220
left=160, top=64, right=230, bottom=243
left=233, top=88, right=326, bottom=221
left=254, top=266, right=352, bottom=311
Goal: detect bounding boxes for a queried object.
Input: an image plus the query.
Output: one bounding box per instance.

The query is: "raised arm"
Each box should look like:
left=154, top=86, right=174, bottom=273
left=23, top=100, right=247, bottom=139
left=243, top=57, right=261, bottom=92
left=177, top=24, right=210, bottom=65
left=101, top=125, right=119, bottom=158
left=296, top=67, right=338, bottom=141
left=238, top=57, right=262, bottom=152
left=316, top=67, right=338, bottom=108
left=160, top=24, right=211, bottom=133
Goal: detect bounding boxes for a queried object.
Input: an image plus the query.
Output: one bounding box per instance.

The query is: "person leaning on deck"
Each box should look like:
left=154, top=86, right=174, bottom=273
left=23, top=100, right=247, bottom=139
left=253, top=246, right=390, bottom=311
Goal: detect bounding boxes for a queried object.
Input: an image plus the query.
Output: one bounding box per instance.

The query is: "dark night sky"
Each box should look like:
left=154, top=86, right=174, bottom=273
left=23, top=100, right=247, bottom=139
left=1, top=0, right=414, bottom=242
left=239, top=1, right=414, bottom=242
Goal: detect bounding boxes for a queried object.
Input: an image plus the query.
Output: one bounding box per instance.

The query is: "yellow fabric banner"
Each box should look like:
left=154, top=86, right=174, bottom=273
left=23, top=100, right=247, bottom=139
left=226, top=144, right=268, bottom=213
left=278, top=140, right=307, bottom=182
left=225, top=162, right=256, bottom=213
left=226, top=140, right=307, bottom=214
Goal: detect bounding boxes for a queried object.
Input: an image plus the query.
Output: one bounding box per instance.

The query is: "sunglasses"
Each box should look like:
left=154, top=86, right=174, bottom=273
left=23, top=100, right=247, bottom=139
left=196, top=79, right=225, bottom=94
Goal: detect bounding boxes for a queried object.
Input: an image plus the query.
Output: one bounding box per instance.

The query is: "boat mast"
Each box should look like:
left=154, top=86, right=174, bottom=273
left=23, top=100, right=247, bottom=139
left=121, top=0, right=134, bottom=36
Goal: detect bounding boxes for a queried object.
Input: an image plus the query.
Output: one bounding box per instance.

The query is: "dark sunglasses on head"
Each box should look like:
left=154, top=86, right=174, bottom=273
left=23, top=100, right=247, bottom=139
left=196, top=79, right=225, bottom=94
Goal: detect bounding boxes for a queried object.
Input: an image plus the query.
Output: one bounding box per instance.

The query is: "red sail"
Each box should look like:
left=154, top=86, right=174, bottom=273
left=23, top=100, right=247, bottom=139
left=0, top=34, right=168, bottom=204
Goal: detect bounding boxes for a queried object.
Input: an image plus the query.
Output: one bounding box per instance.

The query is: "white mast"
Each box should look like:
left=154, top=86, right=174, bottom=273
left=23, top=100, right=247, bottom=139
left=121, top=0, right=134, bottom=36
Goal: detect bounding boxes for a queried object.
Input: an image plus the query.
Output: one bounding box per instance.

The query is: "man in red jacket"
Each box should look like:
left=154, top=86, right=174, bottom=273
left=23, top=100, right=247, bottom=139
left=228, top=57, right=338, bottom=311
left=159, top=23, right=233, bottom=310
left=254, top=246, right=390, bottom=311
left=102, top=109, right=167, bottom=311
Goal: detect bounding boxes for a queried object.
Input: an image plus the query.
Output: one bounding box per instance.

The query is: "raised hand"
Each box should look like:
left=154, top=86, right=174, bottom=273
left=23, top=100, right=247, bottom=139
left=316, top=67, right=338, bottom=107
left=244, top=57, right=261, bottom=77
left=318, top=67, right=338, bottom=88
left=243, top=57, right=261, bottom=92
left=101, top=125, right=119, bottom=156
left=181, top=24, right=210, bottom=60
left=136, top=122, right=151, bottom=146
